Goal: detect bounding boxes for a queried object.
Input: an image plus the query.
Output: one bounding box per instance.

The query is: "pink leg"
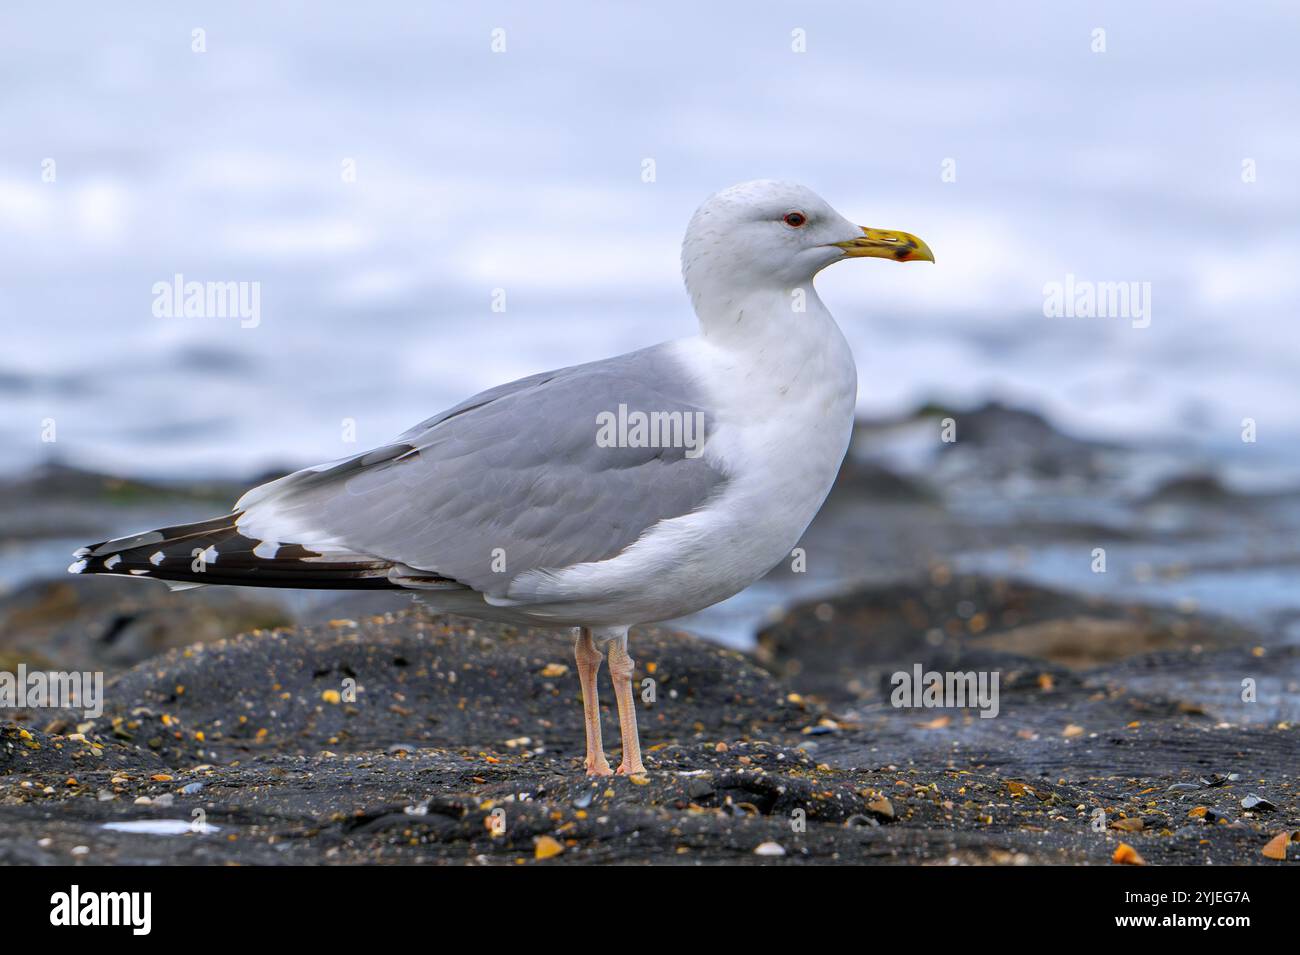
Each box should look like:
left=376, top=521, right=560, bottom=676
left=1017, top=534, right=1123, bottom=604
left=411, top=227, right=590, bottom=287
left=574, top=628, right=612, bottom=776
left=607, top=634, right=647, bottom=776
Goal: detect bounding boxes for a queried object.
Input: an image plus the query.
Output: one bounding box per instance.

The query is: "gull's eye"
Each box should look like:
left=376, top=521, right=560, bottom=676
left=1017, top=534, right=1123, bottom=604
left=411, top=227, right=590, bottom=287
left=783, top=211, right=807, bottom=228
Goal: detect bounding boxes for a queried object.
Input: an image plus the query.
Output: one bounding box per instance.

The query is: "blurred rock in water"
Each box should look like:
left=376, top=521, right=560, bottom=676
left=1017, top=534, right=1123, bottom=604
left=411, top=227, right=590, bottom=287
left=0, top=576, right=291, bottom=672
left=756, top=573, right=1260, bottom=704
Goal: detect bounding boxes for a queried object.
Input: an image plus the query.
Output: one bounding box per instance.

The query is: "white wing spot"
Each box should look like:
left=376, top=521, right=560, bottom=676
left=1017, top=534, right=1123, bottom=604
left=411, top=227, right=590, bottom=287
left=150, top=551, right=165, bottom=566
left=202, top=545, right=219, bottom=564
left=253, top=540, right=280, bottom=559
left=104, top=554, right=122, bottom=569
left=68, top=559, right=87, bottom=574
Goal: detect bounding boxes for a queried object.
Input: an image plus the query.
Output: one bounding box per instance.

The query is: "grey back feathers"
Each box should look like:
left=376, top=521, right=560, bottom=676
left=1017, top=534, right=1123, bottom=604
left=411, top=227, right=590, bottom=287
left=220, top=343, right=727, bottom=596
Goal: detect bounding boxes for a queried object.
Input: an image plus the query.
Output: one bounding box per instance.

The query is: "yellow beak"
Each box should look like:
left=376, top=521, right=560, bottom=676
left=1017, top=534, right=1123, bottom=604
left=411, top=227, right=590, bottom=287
left=833, top=227, right=935, bottom=263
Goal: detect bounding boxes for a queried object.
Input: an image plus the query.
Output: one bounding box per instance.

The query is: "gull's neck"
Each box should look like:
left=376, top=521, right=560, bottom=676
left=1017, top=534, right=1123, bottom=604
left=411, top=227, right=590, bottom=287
left=674, top=276, right=858, bottom=489
left=691, top=281, right=848, bottom=366
left=677, top=279, right=858, bottom=435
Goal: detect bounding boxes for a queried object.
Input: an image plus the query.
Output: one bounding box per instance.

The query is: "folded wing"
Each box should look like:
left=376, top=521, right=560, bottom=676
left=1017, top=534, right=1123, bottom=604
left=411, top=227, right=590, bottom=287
left=234, top=344, right=726, bottom=598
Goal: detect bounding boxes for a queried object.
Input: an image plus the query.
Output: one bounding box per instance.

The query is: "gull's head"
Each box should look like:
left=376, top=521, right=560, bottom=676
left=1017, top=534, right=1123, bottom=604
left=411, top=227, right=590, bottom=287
left=681, top=179, right=933, bottom=313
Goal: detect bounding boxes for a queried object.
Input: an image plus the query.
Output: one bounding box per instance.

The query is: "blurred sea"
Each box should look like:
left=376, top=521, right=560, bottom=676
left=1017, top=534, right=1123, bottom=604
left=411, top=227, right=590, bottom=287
left=2, top=0, right=1298, bottom=485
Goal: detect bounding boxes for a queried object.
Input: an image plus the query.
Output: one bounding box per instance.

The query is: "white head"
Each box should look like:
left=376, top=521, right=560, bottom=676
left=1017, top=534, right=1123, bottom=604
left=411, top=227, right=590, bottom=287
left=681, top=180, right=932, bottom=320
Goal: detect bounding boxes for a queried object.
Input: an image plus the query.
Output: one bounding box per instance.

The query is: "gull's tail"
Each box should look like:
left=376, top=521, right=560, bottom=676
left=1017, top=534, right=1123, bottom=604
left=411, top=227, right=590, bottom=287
left=68, top=513, right=403, bottom=591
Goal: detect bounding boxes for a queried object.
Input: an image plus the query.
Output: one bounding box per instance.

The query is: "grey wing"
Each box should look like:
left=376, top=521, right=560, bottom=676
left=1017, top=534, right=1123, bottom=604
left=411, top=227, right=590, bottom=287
left=234, top=344, right=725, bottom=597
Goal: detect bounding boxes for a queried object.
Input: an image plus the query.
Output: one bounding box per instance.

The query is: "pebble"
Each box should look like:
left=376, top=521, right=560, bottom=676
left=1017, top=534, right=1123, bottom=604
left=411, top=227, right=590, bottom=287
left=534, top=835, right=564, bottom=860
left=1200, top=773, right=1238, bottom=787
left=845, top=814, right=881, bottom=828
left=1262, top=832, right=1289, bottom=860
left=867, top=797, right=895, bottom=820
left=687, top=778, right=715, bottom=800
left=753, top=841, right=786, bottom=856
left=1112, top=842, right=1145, bottom=865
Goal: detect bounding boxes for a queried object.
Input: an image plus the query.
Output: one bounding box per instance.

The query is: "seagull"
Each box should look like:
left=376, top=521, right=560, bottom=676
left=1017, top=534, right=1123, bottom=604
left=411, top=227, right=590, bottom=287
left=69, top=180, right=932, bottom=776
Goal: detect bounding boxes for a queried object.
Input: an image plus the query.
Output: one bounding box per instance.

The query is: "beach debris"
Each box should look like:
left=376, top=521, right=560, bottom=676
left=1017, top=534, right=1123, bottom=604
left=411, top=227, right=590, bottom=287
left=1261, top=832, right=1290, bottom=861
left=1112, top=842, right=1145, bottom=865
left=534, top=835, right=564, bottom=860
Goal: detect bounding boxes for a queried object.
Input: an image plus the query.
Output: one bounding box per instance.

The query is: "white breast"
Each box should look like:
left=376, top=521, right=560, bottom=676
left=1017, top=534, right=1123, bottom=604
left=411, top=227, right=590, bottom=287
left=503, top=292, right=858, bottom=627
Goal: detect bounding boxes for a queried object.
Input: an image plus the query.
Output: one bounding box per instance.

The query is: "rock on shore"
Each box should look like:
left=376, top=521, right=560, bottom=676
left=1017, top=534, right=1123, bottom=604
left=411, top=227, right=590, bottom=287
left=3, top=584, right=1296, bottom=865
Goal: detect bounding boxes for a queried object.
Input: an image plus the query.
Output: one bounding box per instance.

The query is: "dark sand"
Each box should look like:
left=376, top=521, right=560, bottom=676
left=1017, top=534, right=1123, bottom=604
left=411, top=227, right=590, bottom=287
left=3, top=582, right=1295, bottom=865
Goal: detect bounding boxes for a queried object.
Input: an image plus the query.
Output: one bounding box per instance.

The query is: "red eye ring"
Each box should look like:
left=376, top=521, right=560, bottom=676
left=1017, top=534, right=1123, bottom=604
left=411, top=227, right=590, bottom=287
left=783, top=211, right=807, bottom=228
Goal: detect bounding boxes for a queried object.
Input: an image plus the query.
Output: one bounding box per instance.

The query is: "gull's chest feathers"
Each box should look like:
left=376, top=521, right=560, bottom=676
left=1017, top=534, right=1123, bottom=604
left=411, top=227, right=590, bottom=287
left=604, top=309, right=860, bottom=613
left=684, top=312, right=858, bottom=510
left=492, top=303, right=858, bottom=627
